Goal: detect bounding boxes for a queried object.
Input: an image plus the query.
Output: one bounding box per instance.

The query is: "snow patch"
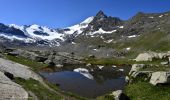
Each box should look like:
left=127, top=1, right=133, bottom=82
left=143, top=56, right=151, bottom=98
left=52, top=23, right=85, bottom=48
left=118, top=26, right=124, bottom=29
left=100, top=36, right=104, bottom=39
left=66, top=17, right=94, bottom=35
left=26, top=25, right=64, bottom=41
left=81, top=16, right=94, bottom=24
left=118, top=69, right=124, bottom=72
left=9, top=24, right=25, bottom=31
left=126, top=47, right=131, bottom=51
left=149, top=17, right=154, bottom=19
left=104, top=39, right=113, bottom=43
left=93, top=49, right=98, bottom=51
left=92, top=28, right=116, bottom=35
left=97, top=65, right=104, bottom=69
left=159, top=15, right=163, bottom=18
left=71, top=42, right=76, bottom=44
left=127, top=35, right=139, bottom=38
left=112, top=65, right=117, bottom=68
left=0, top=34, right=35, bottom=43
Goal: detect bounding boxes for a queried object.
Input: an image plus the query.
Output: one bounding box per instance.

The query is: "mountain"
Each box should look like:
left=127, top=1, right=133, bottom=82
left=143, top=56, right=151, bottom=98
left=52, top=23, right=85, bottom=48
left=0, top=10, right=170, bottom=58
left=0, top=11, right=124, bottom=46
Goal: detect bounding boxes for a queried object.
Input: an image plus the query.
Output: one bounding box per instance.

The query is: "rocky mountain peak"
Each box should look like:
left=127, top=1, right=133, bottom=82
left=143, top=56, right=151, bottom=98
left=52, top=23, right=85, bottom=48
left=86, top=11, right=123, bottom=31
left=96, top=10, right=107, bottom=19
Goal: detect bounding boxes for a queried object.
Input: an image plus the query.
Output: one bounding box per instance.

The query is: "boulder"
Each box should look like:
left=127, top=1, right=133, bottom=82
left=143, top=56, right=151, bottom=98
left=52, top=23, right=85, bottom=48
left=131, top=71, right=153, bottom=81
left=44, top=59, right=52, bottom=65
left=150, top=71, right=170, bottom=85
left=129, top=64, right=145, bottom=75
left=161, top=61, right=169, bottom=65
left=135, top=51, right=170, bottom=62
left=0, top=58, right=43, bottom=82
left=125, top=76, right=130, bottom=83
left=86, top=63, right=92, bottom=67
left=135, top=52, right=157, bottom=61
left=56, top=64, right=63, bottom=68
left=8, top=49, right=47, bottom=62
left=111, top=90, right=130, bottom=100
left=0, top=71, right=28, bottom=100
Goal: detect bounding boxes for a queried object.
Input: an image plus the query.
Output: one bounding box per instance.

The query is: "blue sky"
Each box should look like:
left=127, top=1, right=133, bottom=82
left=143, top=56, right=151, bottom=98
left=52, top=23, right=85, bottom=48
left=0, top=0, right=170, bottom=28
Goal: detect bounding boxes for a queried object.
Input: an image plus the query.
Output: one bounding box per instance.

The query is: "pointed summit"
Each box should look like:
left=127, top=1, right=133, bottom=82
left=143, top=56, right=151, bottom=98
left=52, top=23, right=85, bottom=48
left=96, top=10, right=107, bottom=19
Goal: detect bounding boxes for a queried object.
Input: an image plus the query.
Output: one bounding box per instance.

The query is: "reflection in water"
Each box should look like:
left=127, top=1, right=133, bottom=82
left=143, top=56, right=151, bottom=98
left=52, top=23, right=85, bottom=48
left=74, top=68, right=94, bottom=80
left=40, top=70, right=126, bottom=98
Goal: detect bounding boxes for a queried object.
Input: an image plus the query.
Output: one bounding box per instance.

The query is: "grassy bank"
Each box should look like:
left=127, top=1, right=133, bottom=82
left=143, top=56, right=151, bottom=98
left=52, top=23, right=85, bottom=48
left=85, top=58, right=134, bottom=65
left=125, top=81, right=170, bottom=100
left=14, top=78, right=63, bottom=100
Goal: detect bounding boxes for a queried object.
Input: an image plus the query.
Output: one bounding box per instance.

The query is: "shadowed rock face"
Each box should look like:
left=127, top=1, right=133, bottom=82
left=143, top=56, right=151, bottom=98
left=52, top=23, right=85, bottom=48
left=88, top=10, right=123, bottom=31
left=0, top=23, right=27, bottom=37
left=4, top=72, right=14, bottom=80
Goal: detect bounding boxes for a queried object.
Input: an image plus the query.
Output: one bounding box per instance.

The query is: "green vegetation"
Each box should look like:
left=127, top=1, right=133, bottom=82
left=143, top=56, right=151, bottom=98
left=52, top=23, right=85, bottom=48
left=96, top=94, right=114, bottom=100
left=139, top=65, right=170, bottom=72
left=14, top=78, right=63, bottom=100
left=85, top=57, right=167, bottom=66
left=46, top=81, right=90, bottom=100
left=5, top=54, right=47, bottom=72
left=132, top=31, right=170, bottom=51
left=86, top=58, right=135, bottom=65
left=125, top=81, right=170, bottom=100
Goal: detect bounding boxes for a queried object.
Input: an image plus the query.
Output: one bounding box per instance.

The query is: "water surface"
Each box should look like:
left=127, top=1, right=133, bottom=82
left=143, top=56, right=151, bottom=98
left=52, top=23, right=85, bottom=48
left=40, top=67, right=129, bottom=98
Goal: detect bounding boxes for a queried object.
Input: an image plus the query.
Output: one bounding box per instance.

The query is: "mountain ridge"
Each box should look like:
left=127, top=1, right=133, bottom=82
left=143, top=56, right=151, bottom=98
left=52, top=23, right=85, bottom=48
left=0, top=10, right=170, bottom=49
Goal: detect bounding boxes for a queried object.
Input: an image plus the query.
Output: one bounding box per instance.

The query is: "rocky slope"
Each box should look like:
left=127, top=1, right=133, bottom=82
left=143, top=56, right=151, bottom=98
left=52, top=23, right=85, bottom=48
left=0, top=71, right=28, bottom=100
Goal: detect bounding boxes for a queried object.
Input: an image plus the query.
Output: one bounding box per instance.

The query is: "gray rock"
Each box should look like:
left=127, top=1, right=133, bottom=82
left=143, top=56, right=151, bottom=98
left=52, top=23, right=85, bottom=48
left=86, top=63, right=92, bottom=67
left=55, top=64, right=63, bottom=68
left=131, top=71, right=153, bottom=80
left=111, top=90, right=129, bottom=100
left=125, top=76, right=130, bottom=83
left=150, top=71, right=170, bottom=85
left=8, top=49, right=47, bottom=62
left=0, top=71, right=28, bottom=100
left=161, top=61, right=169, bottom=65
left=0, top=58, right=43, bottom=82
left=135, top=51, right=170, bottom=62
left=129, top=64, right=145, bottom=75
left=135, top=52, right=158, bottom=61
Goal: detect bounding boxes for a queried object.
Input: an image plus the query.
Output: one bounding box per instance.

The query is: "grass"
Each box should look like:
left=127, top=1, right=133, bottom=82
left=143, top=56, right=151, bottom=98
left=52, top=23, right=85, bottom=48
left=14, top=78, right=63, bottom=100
left=125, top=81, right=170, bottom=100
left=139, top=65, right=170, bottom=72
left=46, top=81, right=90, bottom=100
left=96, top=94, right=114, bottom=100
left=85, top=57, right=167, bottom=66
left=137, top=58, right=170, bottom=72
left=131, top=31, right=170, bottom=52
left=85, top=58, right=135, bottom=65
left=5, top=54, right=47, bottom=72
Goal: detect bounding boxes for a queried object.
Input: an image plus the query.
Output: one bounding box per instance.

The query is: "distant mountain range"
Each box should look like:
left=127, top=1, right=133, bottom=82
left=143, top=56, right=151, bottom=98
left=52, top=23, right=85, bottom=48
left=0, top=10, right=170, bottom=54
left=0, top=11, right=124, bottom=46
